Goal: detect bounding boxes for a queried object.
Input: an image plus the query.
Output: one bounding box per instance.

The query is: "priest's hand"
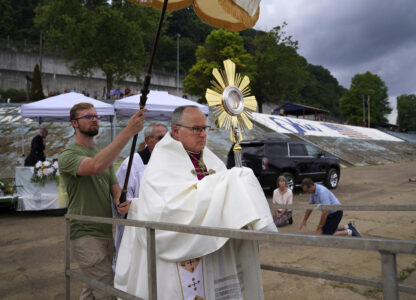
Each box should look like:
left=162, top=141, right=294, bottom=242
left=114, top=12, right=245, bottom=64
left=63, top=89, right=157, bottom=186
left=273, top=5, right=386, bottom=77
left=111, top=184, right=130, bottom=215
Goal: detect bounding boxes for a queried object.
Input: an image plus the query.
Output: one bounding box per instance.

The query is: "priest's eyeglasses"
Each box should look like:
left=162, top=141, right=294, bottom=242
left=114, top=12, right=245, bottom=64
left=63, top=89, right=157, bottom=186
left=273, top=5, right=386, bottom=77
left=176, top=124, right=211, bottom=135
left=75, top=114, right=101, bottom=120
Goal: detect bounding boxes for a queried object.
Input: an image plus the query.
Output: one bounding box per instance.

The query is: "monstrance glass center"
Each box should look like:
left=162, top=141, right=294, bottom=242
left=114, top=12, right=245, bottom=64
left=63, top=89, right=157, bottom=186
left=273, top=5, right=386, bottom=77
left=222, top=86, right=244, bottom=116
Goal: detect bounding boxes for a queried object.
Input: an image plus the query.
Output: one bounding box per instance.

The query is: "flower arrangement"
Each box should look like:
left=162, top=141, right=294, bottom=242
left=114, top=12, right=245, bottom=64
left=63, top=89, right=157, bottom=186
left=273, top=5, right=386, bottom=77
left=31, top=160, right=59, bottom=186
left=0, top=179, right=17, bottom=196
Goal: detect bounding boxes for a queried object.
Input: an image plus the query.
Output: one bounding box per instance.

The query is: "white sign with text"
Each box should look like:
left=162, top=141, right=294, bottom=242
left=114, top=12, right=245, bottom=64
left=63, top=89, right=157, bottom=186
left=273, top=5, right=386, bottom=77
left=251, top=113, right=403, bottom=142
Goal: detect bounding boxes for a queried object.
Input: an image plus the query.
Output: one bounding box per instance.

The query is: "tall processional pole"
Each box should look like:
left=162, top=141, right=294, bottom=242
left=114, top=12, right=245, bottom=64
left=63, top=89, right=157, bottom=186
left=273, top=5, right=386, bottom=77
left=119, top=0, right=169, bottom=204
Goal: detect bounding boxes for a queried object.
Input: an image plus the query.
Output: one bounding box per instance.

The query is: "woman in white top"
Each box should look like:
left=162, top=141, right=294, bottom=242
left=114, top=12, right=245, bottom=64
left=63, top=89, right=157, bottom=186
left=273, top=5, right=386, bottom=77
left=272, top=176, right=293, bottom=227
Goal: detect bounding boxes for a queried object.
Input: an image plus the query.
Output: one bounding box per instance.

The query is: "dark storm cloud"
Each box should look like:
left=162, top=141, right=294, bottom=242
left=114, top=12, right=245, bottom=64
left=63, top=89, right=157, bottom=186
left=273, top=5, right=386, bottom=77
left=255, top=0, right=416, bottom=122
left=300, top=2, right=416, bottom=65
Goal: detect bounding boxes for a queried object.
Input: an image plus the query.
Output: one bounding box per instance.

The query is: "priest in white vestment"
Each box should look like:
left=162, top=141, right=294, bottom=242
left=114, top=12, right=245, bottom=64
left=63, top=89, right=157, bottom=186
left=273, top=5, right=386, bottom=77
left=115, top=106, right=277, bottom=300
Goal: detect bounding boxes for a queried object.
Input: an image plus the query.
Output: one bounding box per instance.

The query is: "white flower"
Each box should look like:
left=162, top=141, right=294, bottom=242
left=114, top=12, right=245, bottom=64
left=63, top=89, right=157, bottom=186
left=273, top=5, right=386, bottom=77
left=35, top=161, right=43, bottom=168
left=44, top=168, right=53, bottom=176
left=37, top=170, right=43, bottom=178
left=43, top=161, right=51, bottom=167
left=53, top=161, right=58, bottom=169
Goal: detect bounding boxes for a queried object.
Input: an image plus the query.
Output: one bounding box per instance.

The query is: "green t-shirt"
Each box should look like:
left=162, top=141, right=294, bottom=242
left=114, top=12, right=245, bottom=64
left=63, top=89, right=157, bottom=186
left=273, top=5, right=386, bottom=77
left=58, top=143, right=118, bottom=240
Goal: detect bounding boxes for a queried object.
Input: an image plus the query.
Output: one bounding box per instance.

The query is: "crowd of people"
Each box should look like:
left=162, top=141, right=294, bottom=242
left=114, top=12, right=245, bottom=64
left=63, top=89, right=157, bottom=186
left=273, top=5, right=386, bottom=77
left=54, top=102, right=360, bottom=299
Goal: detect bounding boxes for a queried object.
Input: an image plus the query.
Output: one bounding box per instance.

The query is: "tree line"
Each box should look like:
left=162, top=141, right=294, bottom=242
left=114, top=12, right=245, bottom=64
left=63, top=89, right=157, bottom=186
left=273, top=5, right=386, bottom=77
left=2, top=0, right=414, bottom=131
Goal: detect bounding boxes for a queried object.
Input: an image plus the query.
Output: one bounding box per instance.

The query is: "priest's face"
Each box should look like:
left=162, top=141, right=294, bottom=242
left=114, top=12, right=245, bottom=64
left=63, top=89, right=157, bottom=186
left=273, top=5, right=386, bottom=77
left=145, top=125, right=168, bottom=153
left=73, top=107, right=99, bottom=137
left=173, top=107, right=207, bottom=153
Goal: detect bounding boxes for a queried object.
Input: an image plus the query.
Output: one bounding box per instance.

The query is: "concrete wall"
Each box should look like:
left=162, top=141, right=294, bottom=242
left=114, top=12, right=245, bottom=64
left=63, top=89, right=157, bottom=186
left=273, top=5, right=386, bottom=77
left=0, top=48, right=185, bottom=98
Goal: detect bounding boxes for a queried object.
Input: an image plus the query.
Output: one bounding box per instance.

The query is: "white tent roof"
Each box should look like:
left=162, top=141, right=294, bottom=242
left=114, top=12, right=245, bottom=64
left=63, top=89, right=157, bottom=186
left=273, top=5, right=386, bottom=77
left=21, top=92, right=115, bottom=122
left=114, top=91, right=209, bottom=121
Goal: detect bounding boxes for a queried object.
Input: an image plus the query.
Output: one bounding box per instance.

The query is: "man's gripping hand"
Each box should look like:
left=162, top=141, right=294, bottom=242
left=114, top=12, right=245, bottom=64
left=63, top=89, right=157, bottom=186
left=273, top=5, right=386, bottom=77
left=116, top=197, right=130, bottom=216
left=125, top=108, right=146, bottom=136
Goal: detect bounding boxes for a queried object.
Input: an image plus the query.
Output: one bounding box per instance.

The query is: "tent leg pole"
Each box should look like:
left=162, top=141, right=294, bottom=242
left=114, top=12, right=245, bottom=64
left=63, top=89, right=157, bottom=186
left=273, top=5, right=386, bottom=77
left=21, top=118, right=25, bottom=164
left=110, top=117, right=114, bottom=142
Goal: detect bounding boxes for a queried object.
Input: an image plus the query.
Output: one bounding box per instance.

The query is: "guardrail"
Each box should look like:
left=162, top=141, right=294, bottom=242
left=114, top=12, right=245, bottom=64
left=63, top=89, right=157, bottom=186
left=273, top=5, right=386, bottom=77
left=272, top=203, right=416, bottom=211
left=65, top=205, right=416, bottom=300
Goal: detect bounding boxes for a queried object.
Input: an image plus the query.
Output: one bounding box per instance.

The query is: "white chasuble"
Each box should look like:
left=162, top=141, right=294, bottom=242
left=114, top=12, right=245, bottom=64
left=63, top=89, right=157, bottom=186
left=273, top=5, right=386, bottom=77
left=114, top=133, right=276, bottom=299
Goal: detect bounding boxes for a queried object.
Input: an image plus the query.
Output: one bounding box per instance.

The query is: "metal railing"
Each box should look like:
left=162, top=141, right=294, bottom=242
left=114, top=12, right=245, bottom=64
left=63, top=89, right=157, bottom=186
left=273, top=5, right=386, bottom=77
left=65, top=204, right=416, bottom=300
left=272, top=203, right=416, bottom=211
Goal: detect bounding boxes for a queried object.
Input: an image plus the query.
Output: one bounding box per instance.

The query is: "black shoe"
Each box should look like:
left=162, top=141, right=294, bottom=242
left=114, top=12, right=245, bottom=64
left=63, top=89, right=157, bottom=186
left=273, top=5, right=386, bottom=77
left=288, top=217, right=293, bottom=225
left=348, top=222, right=361, bottom=237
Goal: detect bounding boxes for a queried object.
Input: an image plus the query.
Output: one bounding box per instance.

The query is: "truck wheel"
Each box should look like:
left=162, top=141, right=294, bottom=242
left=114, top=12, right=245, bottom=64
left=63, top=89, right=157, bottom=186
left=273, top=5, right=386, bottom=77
left=281, top=172, right=295, bottom=191
left=326, top=168, right=339, bottom=189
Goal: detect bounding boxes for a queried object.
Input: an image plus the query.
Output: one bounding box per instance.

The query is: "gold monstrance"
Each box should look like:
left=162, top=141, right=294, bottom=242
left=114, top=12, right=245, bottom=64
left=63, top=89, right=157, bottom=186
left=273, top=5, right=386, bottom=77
left=205, top=59, right=257, bottom=167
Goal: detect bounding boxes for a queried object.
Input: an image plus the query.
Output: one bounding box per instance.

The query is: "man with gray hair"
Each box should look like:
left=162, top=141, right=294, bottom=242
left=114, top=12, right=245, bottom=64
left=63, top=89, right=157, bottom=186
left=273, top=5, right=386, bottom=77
left=116, top=105, right=276, bottom=299
left=138, top=123, right=168, bottom=164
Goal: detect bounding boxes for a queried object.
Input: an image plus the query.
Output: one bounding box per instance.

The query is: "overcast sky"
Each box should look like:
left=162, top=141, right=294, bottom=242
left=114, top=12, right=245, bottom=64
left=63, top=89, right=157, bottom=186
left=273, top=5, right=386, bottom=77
left=254, top=0, right=416, bottom=123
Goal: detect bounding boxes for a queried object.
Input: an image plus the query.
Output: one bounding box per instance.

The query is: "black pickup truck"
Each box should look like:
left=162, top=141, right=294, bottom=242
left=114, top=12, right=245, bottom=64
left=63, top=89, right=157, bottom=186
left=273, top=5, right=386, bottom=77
left=227, top=138, right=341, bottom=190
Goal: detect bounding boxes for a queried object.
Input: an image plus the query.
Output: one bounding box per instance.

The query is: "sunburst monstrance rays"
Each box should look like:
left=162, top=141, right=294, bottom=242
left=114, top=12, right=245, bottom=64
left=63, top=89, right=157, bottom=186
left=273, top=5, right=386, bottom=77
left=205, top=59, right=257, bottom=143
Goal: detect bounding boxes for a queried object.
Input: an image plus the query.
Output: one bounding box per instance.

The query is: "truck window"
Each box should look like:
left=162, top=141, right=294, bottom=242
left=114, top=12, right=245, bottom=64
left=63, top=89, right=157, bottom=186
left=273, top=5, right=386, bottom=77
left=266, top=143, right=288, bottom=157
left=242, top=144, right=265, bottom=158
left=305, top=144, right=321, bottom=157
left=289, top=143, right=307, bottom=156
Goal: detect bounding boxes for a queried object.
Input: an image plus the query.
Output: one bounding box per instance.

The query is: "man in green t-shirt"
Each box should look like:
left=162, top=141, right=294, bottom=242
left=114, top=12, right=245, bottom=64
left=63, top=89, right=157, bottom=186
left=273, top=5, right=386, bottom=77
left=59, top=102, right=145, bottom=300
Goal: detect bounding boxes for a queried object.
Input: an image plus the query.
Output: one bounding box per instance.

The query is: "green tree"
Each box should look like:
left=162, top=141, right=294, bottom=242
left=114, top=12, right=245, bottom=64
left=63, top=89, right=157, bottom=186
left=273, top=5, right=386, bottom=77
left=0, top=0, right=41, bottom=40
left=161, top=7, right=214, bottom=73
left=250, top=24, right=308, bottom=112
left=30, top=64, right=45, bottom=101
left=35, top=0, right=149, bottom=91
left=397, top=94, right=416, bottom=131
left=340, top=71, right=391, bottom=125
left=183, top=29, right=252, bottom=101
left=300, top=64, right=346, bottom=118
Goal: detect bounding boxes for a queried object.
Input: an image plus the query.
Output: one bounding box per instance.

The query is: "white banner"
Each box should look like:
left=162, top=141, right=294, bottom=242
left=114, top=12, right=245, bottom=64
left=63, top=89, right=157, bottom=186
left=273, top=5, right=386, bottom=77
left=252, top=113, right=403, bottom=142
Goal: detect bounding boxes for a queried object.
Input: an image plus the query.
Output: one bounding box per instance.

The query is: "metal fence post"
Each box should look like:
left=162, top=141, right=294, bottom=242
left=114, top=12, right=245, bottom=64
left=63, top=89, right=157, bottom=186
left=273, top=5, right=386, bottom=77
left=147, top=227, right=157, bottom=300
left=380, top=251, right=398, bottom=300
left=65, top=217, right=71, bottom=300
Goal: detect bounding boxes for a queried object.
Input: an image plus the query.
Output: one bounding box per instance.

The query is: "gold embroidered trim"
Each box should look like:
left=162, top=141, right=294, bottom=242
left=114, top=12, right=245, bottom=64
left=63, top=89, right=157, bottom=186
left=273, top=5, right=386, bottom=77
left=176, top=262, right=185, bottom=299
left=218, top=0, right=260, bottom=28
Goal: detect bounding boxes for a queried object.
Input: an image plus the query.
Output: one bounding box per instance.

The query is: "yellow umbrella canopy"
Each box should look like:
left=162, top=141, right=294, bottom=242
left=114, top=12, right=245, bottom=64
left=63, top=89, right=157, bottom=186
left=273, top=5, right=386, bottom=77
left=128, top=0, right=261, bottom=31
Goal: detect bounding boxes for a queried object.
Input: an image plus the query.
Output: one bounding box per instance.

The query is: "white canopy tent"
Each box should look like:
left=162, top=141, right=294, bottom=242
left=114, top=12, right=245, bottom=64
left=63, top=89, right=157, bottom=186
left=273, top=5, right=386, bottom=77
left=21, top=92, right=115, bottom=122
left=20, top=92, right=116, bottom=155
left=114, top=90, right=209, bottom=120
